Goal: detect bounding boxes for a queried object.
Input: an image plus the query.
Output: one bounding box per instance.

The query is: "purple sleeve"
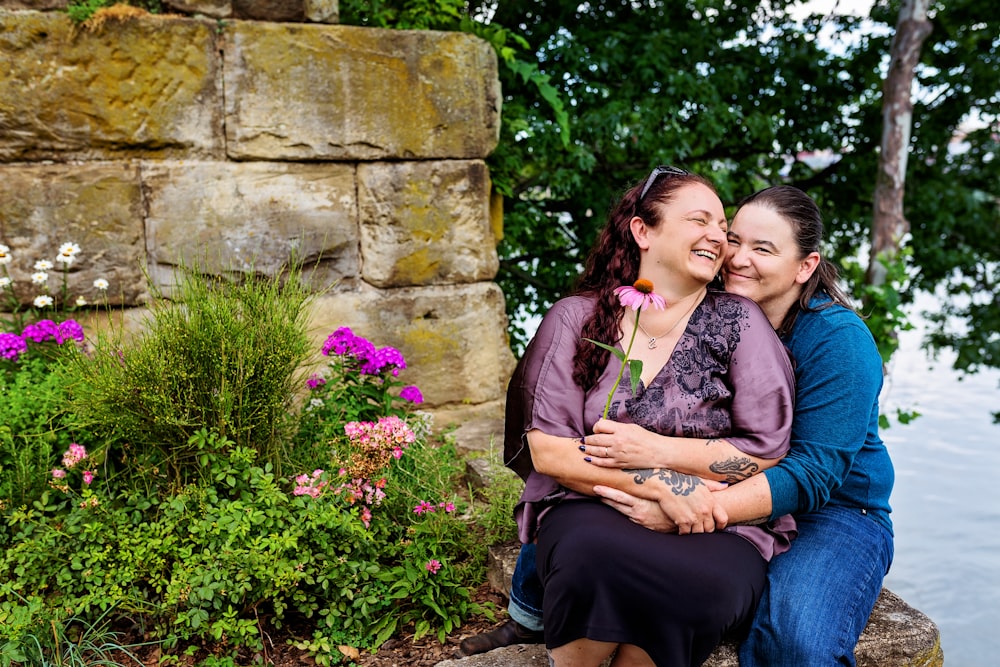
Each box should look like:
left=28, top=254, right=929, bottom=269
left=517, top=298, right=592, bottom=438
left=724, top=296, right=795, bottom=458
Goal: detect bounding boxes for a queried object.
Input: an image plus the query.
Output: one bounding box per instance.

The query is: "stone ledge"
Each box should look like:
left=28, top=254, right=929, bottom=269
left=436, top=542, right=943, bottom=667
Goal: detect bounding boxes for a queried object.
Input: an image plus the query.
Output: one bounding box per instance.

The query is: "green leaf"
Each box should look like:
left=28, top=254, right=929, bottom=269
left=627, top=359, right=643, bottom=396
left=583, top=338, right=625, bottom=361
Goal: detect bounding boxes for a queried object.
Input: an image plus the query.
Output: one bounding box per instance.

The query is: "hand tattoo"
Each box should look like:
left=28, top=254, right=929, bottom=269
left=709, top=456, right=760, bottom=483
left=625, top=468, right=701, bottom=496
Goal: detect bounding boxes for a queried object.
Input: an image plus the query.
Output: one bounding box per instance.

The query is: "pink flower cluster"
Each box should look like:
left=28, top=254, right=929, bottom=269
left=425, top=559, right=442, bottom=575
left=321, top=327, right=407, bottom=377
left=293, top=469, right=328, bottom=498
left=345, top=415, right=416, bottom=460
left=413, top=500, right=456, bottom=515
left=336, top=476, right=387, bottom=528
left=51, top=443, right=95, bottom=485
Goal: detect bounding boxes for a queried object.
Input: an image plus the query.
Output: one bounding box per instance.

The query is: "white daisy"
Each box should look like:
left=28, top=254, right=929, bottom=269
left=75, top=296, right=88, bottom=306
left=93, top=278, right=109, bottom=290
left=31, top=271, right=49, bottom=284
left=0, top=277, right=11, bottom=288
left=0, top=245, right=11, bottom=265
left=33, top=295, right=54, bottom=308
left=58, top=242, right=81, bottom=257
left=34, top=260, right=54, bottom=271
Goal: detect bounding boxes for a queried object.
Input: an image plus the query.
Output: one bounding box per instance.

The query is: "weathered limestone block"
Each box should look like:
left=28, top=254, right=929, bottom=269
left=0, top=12, right=222, bottom=161
left=306, top=282, right=516, bottom=408
left=161, top=0, right=337, bottom=22
left=304, top=0, right=338, bottom=23
left=163, top=0, right=232, bottom=18
left=142, top=161, right=358, bottom=295
left=0, top=162, right=149, bottom=307
left=0, top=1, right=68, bottom=9
left=224, top=22, right=500, bottom=160
left=359, top=160, right=498, bottom=287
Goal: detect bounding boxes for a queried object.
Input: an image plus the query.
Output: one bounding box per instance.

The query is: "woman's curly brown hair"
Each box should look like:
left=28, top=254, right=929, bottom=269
left=571, top=169, right=718, bottom=390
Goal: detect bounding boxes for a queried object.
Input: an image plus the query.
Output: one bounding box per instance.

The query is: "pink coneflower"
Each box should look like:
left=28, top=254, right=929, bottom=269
left=614, top=278, right=666, bottom=311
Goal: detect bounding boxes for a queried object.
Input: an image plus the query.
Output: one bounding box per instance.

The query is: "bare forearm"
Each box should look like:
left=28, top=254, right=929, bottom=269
left=586, top=419, right=781, bottom=482
left=715, top=473, right=774, bottom=526
left=528, top=430, right=693, bottom=502
left=660, top=436, right=780, bottom=482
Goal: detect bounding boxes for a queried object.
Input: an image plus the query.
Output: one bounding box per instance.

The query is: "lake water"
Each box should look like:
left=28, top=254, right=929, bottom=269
left=880, top=319, right=1000, bottom=666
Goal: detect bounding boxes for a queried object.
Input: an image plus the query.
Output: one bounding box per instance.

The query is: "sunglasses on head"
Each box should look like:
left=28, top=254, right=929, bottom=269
left=638, top=165, right=691, bottom=202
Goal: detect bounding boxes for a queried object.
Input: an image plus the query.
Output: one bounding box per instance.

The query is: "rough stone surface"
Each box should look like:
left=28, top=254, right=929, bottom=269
left=304, top=0, right=338, bottom=23
left=0, top=12, right=223, bottom=160
left=232, top=0, right=303, bottom=21
left=0, top=162, right=149, bottom=306
left=359, top=160, right=498, bottom=287
left=163, top=0, right=232, bottom=18
left=0, top=1, right=67, bottom=9
left=448, top=417, right=506, bottom=457
left=306, top=283, right=516, bottom=409
left=223, top=22, right=500, bottom=160
left=444, top=542, right=945, bottom=667
left=141, top=161, right=358, bottom=295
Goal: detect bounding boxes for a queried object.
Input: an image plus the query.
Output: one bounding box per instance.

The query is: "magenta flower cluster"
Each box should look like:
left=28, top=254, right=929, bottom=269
left=425, top=559, right=442, bottom=575
left=1, top=319, right=85, bottom=361
left=322, top=326, right=407, bottom=377
left=412, top=500, right=456, bottom=516
left=0, top=332, right=27, bottom=360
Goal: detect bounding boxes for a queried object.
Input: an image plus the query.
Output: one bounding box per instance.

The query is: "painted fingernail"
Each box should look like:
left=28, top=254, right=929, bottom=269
left=584, top=456, right=592, bottom=462
left=578, top=445, right=586, bottom=451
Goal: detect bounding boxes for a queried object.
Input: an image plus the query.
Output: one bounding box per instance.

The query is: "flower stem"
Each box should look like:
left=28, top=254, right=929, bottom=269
left=602, top=309, right=642, bottom=420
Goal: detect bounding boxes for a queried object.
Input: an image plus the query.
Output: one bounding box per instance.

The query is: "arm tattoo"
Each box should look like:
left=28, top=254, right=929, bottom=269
left=709, top=456, right=760, bottom=483
left=625, top=468, right=701, bottom=496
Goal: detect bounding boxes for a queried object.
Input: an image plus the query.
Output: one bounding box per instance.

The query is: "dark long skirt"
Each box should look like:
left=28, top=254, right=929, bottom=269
left=536, top=500, right=767, bottom=667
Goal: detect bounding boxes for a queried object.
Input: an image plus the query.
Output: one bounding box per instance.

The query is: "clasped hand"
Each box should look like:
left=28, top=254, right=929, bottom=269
left=582, top=419, right=728, bottom=534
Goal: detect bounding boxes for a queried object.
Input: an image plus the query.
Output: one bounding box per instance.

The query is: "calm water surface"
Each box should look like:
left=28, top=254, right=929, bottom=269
left=881, top=323, right=1000, bottom=667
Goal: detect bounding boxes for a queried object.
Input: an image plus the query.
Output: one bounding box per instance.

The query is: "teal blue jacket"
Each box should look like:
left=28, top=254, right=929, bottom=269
left=764, top=296, right=894, bottom=534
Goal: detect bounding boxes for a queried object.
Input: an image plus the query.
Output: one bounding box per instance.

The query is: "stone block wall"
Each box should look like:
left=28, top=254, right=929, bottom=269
left=0, top=5, right=515, bottom=420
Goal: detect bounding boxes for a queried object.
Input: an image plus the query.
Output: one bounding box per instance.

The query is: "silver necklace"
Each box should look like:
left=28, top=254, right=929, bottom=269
left=635, top=294, right=702, bottom=349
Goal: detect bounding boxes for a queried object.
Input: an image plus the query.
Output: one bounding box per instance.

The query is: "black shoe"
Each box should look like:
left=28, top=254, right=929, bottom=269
left=458, top=619, right=545, bottom=656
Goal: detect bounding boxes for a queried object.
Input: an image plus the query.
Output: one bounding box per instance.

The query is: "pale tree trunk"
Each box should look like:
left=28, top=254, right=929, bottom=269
left=867, top=0, right=933, bottom=287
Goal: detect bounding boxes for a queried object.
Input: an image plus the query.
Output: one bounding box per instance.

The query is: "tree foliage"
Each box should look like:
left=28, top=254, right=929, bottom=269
left=340, top=1, right=999, bottom=395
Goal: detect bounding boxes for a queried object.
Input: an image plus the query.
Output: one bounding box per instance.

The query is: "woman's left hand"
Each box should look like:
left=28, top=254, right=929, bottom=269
left=581, top=418, right=669, bottom=469
left=594, top=485, right=677, bottom=532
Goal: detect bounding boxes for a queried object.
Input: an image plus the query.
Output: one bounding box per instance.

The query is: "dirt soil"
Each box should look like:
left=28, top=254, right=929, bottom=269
left=119, top=584, right=506, bottom=667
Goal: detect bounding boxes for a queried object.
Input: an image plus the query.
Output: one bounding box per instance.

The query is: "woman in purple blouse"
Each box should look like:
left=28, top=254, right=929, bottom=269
left=506, top=167, right=795, bottom=666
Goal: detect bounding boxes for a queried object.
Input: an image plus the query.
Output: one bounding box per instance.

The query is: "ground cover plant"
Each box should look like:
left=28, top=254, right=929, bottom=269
left=0, top=252, right=509, bottom=666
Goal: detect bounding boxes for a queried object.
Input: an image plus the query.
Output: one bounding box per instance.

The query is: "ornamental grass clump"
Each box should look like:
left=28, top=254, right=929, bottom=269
left=67, top=263, right=313, bottom=487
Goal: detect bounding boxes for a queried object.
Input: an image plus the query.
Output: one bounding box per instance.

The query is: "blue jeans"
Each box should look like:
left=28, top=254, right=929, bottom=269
left=739, top=505, right=894, bottom=666
left=508, top=542, right=544, bottom=631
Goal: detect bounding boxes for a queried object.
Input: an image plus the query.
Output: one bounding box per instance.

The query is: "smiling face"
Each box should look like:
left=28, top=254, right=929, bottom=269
left=633, top=182, right=727, bottom=291
left=723, top=202, right=819, bottom=328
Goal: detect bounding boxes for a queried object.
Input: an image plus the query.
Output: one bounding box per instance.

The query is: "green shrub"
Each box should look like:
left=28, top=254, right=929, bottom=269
left=66, top=266, right=312, bottom=487
left=3, top=265, right=508, bottom=664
